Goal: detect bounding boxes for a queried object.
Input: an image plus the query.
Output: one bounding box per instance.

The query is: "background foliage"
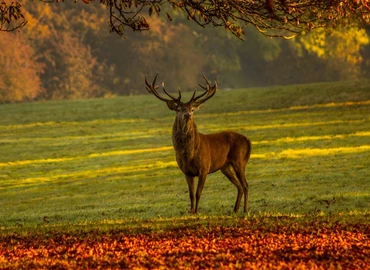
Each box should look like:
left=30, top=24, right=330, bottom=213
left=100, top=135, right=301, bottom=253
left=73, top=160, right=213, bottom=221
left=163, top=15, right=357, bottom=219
left=1, top=1, right=370, bottom=103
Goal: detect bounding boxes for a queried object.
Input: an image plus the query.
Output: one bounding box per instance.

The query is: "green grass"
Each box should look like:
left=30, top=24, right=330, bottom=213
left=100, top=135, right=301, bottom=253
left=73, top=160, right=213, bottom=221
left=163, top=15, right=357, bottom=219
left=0, top=80, right=369, bottom=233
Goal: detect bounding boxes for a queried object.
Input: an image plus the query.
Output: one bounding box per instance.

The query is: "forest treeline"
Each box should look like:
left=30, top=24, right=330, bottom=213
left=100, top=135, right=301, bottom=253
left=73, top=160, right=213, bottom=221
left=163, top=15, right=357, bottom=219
left=1, top=1, right=370, bottom=103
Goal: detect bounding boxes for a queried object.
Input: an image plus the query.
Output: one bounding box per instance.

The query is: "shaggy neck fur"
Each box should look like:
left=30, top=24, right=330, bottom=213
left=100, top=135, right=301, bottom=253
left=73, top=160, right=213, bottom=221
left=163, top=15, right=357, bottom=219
left=172, top=116, right=200, bottom=160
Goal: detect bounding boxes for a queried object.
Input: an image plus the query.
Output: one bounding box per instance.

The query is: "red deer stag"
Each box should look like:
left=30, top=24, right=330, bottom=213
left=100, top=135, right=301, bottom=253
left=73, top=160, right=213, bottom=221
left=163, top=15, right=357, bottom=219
left=145, top=74, right=251, bottom=214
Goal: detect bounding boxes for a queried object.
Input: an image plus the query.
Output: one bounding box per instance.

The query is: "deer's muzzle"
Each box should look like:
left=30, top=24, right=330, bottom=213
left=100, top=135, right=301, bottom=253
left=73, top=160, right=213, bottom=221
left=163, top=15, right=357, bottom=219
left=183, top=113, right=192, bottom=120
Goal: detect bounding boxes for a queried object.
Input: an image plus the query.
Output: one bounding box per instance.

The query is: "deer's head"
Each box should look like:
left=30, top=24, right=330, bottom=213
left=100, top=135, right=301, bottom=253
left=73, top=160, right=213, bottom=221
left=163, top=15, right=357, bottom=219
left=145, top=74, right=217, bottom=124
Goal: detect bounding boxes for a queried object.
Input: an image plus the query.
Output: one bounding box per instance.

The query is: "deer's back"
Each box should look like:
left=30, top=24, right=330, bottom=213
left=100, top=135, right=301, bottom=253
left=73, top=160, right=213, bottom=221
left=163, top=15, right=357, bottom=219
left=201, top=131, right=251, bottom=173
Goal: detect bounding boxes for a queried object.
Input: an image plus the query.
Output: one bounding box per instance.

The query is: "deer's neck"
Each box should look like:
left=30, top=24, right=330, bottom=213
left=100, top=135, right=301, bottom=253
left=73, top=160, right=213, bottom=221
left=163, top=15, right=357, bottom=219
left=172, top=117, right=200, bottom=160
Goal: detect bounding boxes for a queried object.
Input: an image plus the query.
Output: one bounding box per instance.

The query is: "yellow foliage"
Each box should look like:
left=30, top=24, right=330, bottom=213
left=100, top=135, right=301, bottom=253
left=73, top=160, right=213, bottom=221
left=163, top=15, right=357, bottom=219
left=299, top=27, right=369, bottom=62
left=296, top=27, right=369, bottom=79
left=20, top=1, right=52, bottom=37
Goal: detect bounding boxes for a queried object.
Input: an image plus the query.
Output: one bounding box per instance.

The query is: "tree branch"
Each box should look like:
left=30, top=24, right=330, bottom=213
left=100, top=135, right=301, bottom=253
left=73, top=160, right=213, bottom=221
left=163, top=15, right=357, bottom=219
left=1, top=0, right=370, bottom=38
left=0, top=2, right=27, bottom=32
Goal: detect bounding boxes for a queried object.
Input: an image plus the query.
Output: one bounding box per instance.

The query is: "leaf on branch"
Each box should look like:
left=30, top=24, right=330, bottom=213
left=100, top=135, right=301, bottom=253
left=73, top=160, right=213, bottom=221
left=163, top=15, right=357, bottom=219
left=166, top=12, right=172, bottom=22
left=26, top=0, right=370, bottom=39
left=154, top=5, right=161, bottom=15
left=0, top=2, right=27, bottom=32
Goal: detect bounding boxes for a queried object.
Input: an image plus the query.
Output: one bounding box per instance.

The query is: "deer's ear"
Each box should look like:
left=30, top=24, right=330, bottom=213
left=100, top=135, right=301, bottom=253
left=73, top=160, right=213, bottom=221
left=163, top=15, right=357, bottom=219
left=166, top=101, right=177, bottom=111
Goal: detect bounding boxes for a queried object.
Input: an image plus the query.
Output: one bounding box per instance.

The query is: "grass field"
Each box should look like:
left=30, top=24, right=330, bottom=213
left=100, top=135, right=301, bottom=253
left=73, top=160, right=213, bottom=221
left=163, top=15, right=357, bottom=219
left=0, top=80, right=369, bottom=267
left=1, top=80, right=370, bottom=230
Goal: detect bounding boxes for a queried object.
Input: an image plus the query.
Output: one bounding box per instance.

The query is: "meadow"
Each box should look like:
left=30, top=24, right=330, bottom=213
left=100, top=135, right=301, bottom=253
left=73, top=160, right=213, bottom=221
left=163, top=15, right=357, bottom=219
left=0, top=80, right=369, bottom=268
left=1, top=80, right=370, bottom=230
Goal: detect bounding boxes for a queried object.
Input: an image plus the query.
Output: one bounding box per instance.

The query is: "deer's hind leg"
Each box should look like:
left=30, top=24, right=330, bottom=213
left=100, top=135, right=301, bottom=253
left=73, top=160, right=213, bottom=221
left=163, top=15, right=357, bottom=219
left=233, top=163, right=249, bottom=213
left=221, top=163, right=243, bottom=213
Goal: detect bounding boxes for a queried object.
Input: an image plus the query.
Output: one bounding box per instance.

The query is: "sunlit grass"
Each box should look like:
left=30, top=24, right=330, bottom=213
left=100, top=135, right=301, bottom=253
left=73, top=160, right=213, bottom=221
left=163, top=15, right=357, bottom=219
left=254, top=131, right=370, bottom=144
left=0, top=80, right=369, bottom=232
left=2, top=131, right=369, bottom=167
left=0, top=146, right=174, bottom=167
left=275, top=145, right=370, bottom=158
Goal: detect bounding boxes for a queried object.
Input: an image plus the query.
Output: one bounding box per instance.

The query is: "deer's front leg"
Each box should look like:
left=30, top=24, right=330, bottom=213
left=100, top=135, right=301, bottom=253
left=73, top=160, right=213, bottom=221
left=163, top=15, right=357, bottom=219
left=185, top=175, right=195, bottom=214
left=195, top=173, right=207, bottom=214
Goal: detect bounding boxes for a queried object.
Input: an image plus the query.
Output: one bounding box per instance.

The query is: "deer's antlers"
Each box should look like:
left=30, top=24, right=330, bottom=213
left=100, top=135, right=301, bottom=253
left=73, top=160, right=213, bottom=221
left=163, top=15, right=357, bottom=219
left=189, top=74, right=218, bottom=105
left=145, top=74, right=181, bottom=104
left=145, top=74, right=217, bottom=105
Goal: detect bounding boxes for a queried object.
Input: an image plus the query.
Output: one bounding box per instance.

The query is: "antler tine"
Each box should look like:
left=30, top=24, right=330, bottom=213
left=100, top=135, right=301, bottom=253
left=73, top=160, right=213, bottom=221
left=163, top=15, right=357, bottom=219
left=145, top=74, right=182, bottom=103
left=188, top=90, right=197, bottom=103
left=197, top=86, right=217, bottom=104
left=191, top=74, right=217, bottom=104
left=204, top=74, right=213, bottom=86
left=192, top=88, right=207, bottom=102
left=163, top=84, right=181, bottom=102
left=198, top=74, right=212, bottom=90
left=145, top=74, right=172, bottom=102
left=145, top=73, right=159, bottom=92
left=178, top=87, right=182, bottom=101
left=198, top=84, right=207, bottom=90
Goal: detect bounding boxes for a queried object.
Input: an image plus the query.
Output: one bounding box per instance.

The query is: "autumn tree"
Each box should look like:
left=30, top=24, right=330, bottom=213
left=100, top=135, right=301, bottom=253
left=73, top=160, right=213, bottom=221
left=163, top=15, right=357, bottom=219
left=361, top=26, right=370, bottom=77
left=19, top=1, right=113, bottom=100
left=1, top=1, right=370, bottom=39
left=1, top=0, right=370, bottom=103
left=296, top=26, right=370, bottom=80
left=0, top=32, right=44, bottom=103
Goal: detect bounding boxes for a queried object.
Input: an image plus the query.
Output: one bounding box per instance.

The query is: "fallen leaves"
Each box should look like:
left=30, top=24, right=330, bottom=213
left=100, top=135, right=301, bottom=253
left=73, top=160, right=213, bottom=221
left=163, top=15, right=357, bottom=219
left=1, top=221, right=369, bottom=269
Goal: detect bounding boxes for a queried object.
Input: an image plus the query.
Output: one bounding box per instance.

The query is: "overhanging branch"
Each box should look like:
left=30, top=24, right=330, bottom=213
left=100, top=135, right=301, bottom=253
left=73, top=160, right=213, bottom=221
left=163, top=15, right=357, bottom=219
left=0, top=2, right=27, bottom=32
left=1, top=0, right=370, bottom=38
